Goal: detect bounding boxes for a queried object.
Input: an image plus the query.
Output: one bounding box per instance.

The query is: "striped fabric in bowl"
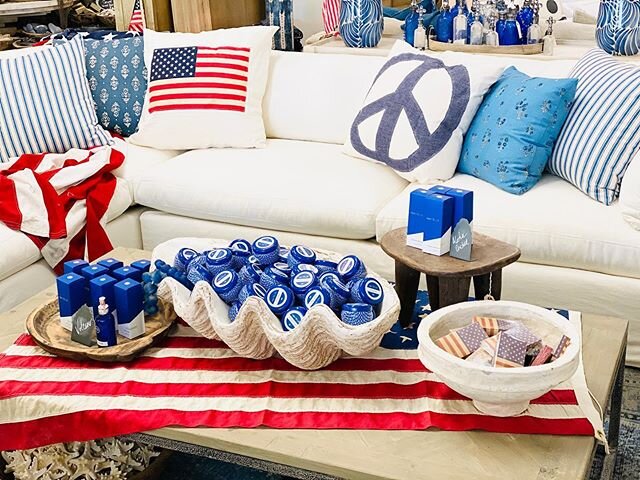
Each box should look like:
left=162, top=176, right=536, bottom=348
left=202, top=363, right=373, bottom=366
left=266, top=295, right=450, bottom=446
left=549, top=49, right=640, bottom=205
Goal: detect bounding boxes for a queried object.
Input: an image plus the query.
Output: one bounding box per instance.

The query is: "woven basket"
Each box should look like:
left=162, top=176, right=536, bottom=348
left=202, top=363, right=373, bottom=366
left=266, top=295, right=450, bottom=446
left=153, top=238, right=401, bottom=370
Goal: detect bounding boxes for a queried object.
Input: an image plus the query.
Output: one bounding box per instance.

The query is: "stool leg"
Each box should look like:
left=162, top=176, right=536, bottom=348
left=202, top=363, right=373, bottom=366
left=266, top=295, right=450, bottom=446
left=473, top=269, right=503, bottom=300
left=426, top=275, right=440, bottom=311
left=435, top=277, right=471, bottom=309
left=395, top=261, right=420, bottom=327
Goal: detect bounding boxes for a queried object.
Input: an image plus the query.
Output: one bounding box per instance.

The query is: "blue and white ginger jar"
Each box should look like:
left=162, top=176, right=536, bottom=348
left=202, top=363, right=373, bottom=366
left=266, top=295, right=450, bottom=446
left=339, top=0, right=384, bottom=48
left=596, top=0, right=640, bottom=55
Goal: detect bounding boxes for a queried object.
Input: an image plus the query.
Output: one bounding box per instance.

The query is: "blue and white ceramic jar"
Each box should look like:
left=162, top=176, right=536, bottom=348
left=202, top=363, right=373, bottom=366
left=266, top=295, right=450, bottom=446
left=339, top=0, right=384, bottom=48
left=596, top=0, right=640, bottom=55
left=266, top=0, right=295, bottom=51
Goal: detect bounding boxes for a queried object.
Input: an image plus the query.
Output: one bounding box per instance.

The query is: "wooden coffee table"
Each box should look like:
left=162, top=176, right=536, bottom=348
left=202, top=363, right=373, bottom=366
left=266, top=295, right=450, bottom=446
left=381, top=228, right=521, bottom=327
left=0, top=247, right=628, bottom=480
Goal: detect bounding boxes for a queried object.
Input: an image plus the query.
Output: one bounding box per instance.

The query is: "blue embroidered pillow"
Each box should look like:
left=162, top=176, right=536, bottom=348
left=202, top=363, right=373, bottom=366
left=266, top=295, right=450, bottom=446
left=458, top=67, right=577, bottom=195
left=85, top=35, right=147, bottom=136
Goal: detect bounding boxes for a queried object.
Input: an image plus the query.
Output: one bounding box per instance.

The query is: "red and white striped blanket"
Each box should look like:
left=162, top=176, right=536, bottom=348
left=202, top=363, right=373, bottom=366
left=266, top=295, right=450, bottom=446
left=0, top=312, right=605, bottom=452
left=0, top=146, right=125, bottom=272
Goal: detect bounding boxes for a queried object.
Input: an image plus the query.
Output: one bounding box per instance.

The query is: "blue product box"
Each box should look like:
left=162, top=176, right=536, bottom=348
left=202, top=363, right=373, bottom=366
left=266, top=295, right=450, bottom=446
left=428, top=185, right=450, bottom=196
left=97, top=258, right=124, bottom=272
left=422, top=193, right=454, bottom=256
left=114, top=279, right=145, bottom=339
left=407, top=188, right=433, bottom=249
left=112, top=266, right=143, bottom=282
left=56, top=273, right=88, bottom=331
left=131, top=259, right=151, bottom=273
left=80, top=264, right=109, bottom=297
left=63, top=259, right=89, bottom=275
left=90, top=275, right=118, bottom=322
left=444, top=187, right=474, bottom=228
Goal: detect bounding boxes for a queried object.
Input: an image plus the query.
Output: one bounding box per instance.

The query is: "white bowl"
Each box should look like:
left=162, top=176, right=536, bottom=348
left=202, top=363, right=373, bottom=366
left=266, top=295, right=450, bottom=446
left=417, top=301, right=580, bottom=417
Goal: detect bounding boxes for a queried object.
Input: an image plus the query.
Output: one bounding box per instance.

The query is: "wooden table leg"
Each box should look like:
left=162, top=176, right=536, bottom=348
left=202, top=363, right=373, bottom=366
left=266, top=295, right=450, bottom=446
left=427, top=276, right=471, bottom=311
left=473, top=269, right=503, bottom=300
left=394, top=261, right=421, bottom=327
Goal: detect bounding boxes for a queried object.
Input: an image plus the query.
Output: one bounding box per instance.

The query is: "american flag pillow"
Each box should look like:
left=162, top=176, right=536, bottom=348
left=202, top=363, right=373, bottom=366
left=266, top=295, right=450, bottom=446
left=129, top=27, right=277, bottom=150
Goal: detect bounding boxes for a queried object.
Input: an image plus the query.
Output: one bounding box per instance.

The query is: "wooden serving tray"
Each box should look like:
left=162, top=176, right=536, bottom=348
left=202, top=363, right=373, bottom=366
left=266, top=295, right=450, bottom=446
left=26, top=298, right=177, bottom=362
left=428, top=38, right=543, bottom=55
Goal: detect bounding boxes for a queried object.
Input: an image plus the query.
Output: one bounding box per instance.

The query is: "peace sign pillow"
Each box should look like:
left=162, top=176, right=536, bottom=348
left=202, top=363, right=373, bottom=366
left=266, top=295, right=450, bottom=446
left=344, top=41, right=503, bottom=183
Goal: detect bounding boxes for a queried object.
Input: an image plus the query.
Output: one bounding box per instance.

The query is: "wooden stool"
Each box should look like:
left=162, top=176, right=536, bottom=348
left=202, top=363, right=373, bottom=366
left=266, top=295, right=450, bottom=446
left=381, top=228, right=521, bottom=327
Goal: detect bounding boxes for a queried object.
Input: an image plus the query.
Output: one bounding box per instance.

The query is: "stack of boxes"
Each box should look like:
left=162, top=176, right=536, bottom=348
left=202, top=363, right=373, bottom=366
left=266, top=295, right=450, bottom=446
left=407, top=185, right=474, bottom=256
left=56, top=257, right=151, bottom=345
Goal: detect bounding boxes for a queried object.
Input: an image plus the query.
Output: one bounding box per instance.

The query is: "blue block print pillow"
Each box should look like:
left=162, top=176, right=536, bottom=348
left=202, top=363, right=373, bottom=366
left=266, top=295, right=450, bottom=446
left=85, top=35, right=147, bottom=136
left=458, top=67, right=577, bottom=195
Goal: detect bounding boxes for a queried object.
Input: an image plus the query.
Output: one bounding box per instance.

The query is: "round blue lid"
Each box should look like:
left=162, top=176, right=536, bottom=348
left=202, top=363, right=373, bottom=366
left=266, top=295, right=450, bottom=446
left=273, top=262, right=292, bottom=275
left=293, top=264, right=320, bottom=276
left=252, top=236, right=279, bottom=254
left=282, top=306, right=308, bottom=331
left=324, top=275, right=350, bottom=298
left=249, top=282, right=267, bottom=298
left=265, top=285, right=294, bottom=314
left=337, top=255, right=363, bottom=279
left=229, top=238, right=251, bottom=252
left=290, top=245, right=317, bottom=264
left=342, top=303, right=373, bottom=314
left=316, top=259, right=338, bottom=270
left=304, top=287, right=330, bottom=309
left=207, top=248, right=233, bottom=266
left=319, top=271, right=339, bottom=287
left=290, top=271, right=316, bottom=294
left=264, top=266, right=289, bottom=283
left=358, top=278, right=384, bottom=305
left=243, top=263, right=262, bottom=282
left=212, top=270, right=239, bottom=294
left=278, top=246, right=290, bottom=260
left=248, top=255, right=261, bottom=265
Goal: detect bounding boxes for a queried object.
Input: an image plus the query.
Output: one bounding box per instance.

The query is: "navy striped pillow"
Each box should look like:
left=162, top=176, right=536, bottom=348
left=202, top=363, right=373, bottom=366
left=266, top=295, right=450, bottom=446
left=549, top=49, right=640, bottom=205
left=0, top=36, right=112, bottom=162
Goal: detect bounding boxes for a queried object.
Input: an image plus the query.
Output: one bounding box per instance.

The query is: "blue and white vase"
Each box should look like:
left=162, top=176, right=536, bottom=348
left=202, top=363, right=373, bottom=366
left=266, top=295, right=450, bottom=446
left=266, top=0, right=295, bottom=51
left=339, top=0, right=384, bottom=48
left=596, top=0, right=640, bottom=55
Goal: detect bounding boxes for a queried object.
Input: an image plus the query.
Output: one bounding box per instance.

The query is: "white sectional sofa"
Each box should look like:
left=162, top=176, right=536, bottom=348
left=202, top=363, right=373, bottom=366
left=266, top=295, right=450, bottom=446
left=1, top=49, right=639, bottom=366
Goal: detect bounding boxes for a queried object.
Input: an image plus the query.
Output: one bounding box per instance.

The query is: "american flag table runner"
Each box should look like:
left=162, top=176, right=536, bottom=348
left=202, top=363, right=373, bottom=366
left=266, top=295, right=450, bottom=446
left=0, top=294, right=605, bottom=452
left=148, top=46, right=250, bottom=114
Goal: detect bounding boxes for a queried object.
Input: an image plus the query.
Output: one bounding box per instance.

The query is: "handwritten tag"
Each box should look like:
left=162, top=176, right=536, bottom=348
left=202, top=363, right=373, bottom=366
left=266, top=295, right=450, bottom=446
left=71, top=304, right=95, bottom=347
left=450, top=219, right=472, bottom=261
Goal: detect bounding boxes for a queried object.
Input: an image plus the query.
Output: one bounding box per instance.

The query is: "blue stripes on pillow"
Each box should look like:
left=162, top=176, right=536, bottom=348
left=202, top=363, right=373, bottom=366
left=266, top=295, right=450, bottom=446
left=0, top=36, right=112, bottom=162
left=548, top=49, right=640, bottom=205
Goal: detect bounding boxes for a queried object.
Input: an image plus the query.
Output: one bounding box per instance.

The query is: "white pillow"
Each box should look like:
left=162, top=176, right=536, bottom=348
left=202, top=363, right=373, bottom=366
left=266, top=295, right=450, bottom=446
left=620, top=152, right=640, bottom=230
left=343, top=41, right=503, bottom=183
left=129, top=26, right=276, bottom=150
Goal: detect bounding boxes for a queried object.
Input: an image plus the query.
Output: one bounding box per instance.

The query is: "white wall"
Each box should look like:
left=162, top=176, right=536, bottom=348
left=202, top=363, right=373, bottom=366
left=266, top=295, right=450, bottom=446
left=294, top=0, right=324, bottom=39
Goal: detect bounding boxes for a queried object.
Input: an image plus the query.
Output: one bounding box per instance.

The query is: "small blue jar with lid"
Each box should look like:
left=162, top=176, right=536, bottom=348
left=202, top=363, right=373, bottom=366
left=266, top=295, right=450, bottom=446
left=282, top=306, right=308, bottom=331
left=350, top=277, right=384, bottom=306
left=174, top=247, right=199, bottom=272
left=265, top=285, right=295, bottom=316
left=287, top=245, right=317, bottom=268
left=252, top=236, right=280, bottom=265
left=290, top=271, right=318, bottom=301
left=239, top=263, right=262, bottom=285
left=292, top=263, right=320, bottom=277
left=206, top=248, right=234, bottom=276
left=323, top=275, right=351, bottom=310
left=238, top=282, right=267, bottom=305
left=341, top=303, right=374, bottom=326
left=304, top=287, right=332, bottom=310
left=272, top=262, right=292, bottom=277
left=212, top=270, right=243, bottom=304
left=315, top=259, right=338, bottom=274
left=260, top=266, right=289, bottom=291
left=187, top=263, right=213, bottom=286
left=278, top=246, right=290, bottom=263
left=228, top=301, right=241, bottom=322
left=229, top=239, right=252, bottom=269
left=337, top=255, right=367, bottom=283
left=319, top=271, right=340, bottom=289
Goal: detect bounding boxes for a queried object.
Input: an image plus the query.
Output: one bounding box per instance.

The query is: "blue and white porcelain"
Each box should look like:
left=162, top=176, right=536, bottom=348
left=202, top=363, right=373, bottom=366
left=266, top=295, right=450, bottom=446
left=229, top=239, right=252, bottom=269
left=206, top=248, right=234, bottom=276
left=341, top=303, right=374, bottom=326
left=304, top=286, right=332, bottom=309
left=596, top=0, right=640, bottom=55
left=239, top=263, right=262, bottom=285
left=350, top=277, right=384, bottom=305
left=174, top=247, right=198, bottom=272
left=337, top=255, right=367, bottom=282
left=282, top=306, right=308, bottom=331
left=265, top=285, right=295, bottom=316
left=290, top=271, right=318, bottom=301
left=252, top=236, right=280, bottom=265
left=287, top=245, right=317, bottom=268
left=212, top=270, right=242, bottom=303
left=260, top=266, right=289, bottom=290
left=238, top=282, right=267, bottom=305
left=266, top=0, right=295, bottom=51
left=339, top=0, right=384, bottom=48
left=228, top=302, right=241, bottom=322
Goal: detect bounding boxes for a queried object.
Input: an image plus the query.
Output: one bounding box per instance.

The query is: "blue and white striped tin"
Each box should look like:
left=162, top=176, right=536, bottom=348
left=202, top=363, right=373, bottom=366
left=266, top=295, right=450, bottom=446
left=290, top=270, right=318, bottom=302
left=174, top=248, right=199, bottom=272
left=229, top=239, right=252, bottom=269
left=350, top=277, right=384, bottom=306
left=228, top=301, right=241, bottom=322
left=272, top=262, right=292, bottom=277
left=238, top=282, right=267, bottom=305
left=252, top=236, right=280, bottom=265
left=239, top=263, right=262, bottom=285
left=323, top=275, right=351, bottom=310
left=304, top=287, right=331, bottom=310
left=259, top=266, right=289, bottom=291
left=337, top=255, right=367, bottom=282
left=265, top=285, right=295, bottom=316
left=287, top=245, right=317, bottom=268
left=315, top=259, right=338, bottom=274
left=206, top=248, right=234, bottom=277
left=186, top=263, right=213, bottom=286
left=341, top=303, right=374, bottom=326
left=282, top=306, right=308, bottom=331
left=292, top=263, right=320, bottom=277
left=212, top=270, right=242, bottom=304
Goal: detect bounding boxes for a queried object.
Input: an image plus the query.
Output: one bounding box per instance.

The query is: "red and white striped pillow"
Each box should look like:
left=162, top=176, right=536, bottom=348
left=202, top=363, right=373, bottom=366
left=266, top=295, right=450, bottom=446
left=129, top=27, right=277, bottom=150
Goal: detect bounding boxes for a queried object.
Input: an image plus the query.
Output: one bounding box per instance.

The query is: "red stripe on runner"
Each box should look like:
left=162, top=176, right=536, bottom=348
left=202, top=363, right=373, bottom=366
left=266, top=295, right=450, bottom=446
left=150, top=92, right=247, bottom=103
left=149, top=82, right=247, bottom=92
left=12, top=334, right=229, bottom=350
left=0, top=409, right=595, bottom=452
left=149, top=104, right=246, bottom=114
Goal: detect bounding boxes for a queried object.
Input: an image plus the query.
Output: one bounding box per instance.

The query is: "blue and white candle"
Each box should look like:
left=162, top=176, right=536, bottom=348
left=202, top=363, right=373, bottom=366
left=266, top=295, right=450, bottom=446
left=56, top=273, right=88, bottom=331
left=114, top=279, right=145, bottom=339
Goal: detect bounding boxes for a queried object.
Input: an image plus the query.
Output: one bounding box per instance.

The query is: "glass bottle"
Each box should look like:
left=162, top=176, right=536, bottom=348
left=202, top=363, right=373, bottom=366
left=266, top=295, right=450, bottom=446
left=517, top=0, right=535, bottom=45
left=495, top=8, right=507, bottom=44
left=527, top=2, right=542, bottom=44
left=470, top=10, right=484, bottom=45
left=404, top=0, right=420, bottom=46
left=543, top=16, right=556, bottom=55
left=453, top=0, right=469, bottom=44
left=485, top=18, right=499, bottom=45
left=414, top=6, right=428, bottom=49
left=436, top=0, right=455, bottom=43
left=500, top=3, right=520, bottom=45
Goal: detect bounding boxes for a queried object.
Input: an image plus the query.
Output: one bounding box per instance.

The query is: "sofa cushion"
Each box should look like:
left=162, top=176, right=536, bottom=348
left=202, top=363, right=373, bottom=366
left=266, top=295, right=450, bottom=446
left=112, top=138, right=184, bottom=186
left=134, top=139, right=408, bottom=239
left=0, top=178, right=133, bottom=282
left=376, top=174, right=640, bottom=279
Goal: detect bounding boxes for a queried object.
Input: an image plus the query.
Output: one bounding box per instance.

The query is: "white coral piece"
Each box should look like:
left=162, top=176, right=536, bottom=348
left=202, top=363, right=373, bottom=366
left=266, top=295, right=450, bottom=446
left=153, top=237, right=401, bottom=370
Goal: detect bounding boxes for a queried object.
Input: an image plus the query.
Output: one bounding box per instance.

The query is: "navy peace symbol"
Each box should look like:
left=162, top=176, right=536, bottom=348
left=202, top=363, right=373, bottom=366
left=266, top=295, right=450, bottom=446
left=350, top=53, right=471, bottom=173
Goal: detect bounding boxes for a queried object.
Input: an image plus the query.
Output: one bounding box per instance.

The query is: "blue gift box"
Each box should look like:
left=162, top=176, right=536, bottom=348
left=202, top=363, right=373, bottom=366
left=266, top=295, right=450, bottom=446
left=422, top=193, right=454, bottom=256
left=114, top=279, right=145, bottom=339
left=407, top=188, right=432, bottom=249
left=428, top=185, right=450, bottom=196
left=112, top=266, right=143, bottom=282
left=131, top=259, right=151, bottom=273
left=90, top=275, right=118, bottom=321
left=56, top=273, right=88, bottom=331
left=63, top=259, right=89, bottom=275
left=97, top=258, right=124, bottom=272
left=444, top=187, right=474, bottom=228
left=80, top=264, right=109, bottom=297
